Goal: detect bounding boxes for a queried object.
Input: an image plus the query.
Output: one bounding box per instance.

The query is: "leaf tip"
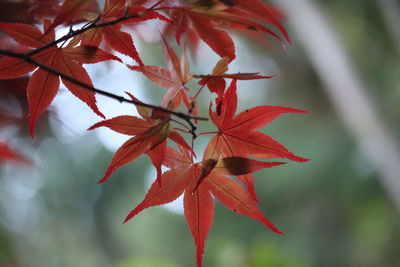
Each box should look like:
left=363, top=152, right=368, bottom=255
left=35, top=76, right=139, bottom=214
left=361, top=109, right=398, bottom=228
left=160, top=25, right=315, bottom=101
left=286, top=152, right=310, bottom=163
left=123, top=207, right=141, bottom=224
left=97, top=171, right=111, bottom=184
left=296, top=108, right=309, bottom=114
left=122, top=216, right=130, bottom=224
left=264, top=219, right=284, bottom=235
left=87, top=121, right=101, bottom=131
left=276, top=229, right=285, bottom=235
left=28, top=118, right=36, bottom=139
left=294, top=156, right=310, bottom=163
left=29, top=129, right=35, bottom=139
left=96, top=178, right=106, bottom=184
left=96, top=109, right=106, bottom=119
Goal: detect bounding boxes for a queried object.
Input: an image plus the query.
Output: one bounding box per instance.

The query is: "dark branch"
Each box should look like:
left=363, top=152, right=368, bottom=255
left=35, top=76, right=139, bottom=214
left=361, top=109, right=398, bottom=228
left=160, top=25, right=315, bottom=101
left=0, top=49, right=208, bottom=125
left=29, top=4, right=163, bottom=56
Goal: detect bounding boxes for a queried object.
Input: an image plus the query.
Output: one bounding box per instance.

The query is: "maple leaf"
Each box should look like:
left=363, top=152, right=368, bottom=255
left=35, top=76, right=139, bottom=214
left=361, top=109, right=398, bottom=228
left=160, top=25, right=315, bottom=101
left=160, top=35, right=192, bottom=85
left=169, top=7, right=236, bottom=60
left=88, top=92, right=192, bottom=184
left=226, top=0, right=290, bottom=42
left=0, top=21, right=121, bottom=137
left=128, top=36, right=190, bottom=87
left=128, top=36, right=193, bottom=110
left=128, top=65, right=182, bottom=90
left=167, top=0, right=288, bottom=60
left=81, top=0, right=170, bottom=65
left=46, top=0, right=94, bottom=33
left=204, top=79, right=309, bottom=201
left=123, top=145, right=285, bottom=267
left=30, top=0, right=61, bottom=22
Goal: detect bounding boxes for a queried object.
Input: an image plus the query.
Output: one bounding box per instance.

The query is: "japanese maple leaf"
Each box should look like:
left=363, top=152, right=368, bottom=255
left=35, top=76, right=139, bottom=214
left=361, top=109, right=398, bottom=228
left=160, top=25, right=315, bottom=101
left=46, top=0, right=95, bottom=33
left=0, top=21, right=121, bottom=137
left=88, top=93, right=192, bottom=184
left=81, top=0, right=170, bottom=65
left=167, top=0, right=288, bottom=60
left=216, top=0, right=290, bottom=42
left=124, top=145, right=285, bottom=267
left=168, top=7, right=236, bottom=60
left=128, top=36, right=193, bottom=110
left=205, top=79, right=309, bottom=201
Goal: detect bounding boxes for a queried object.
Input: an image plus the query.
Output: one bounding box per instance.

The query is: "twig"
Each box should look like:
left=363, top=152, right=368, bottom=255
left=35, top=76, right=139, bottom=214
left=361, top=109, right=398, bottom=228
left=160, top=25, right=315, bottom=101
left=28, top=5, right=160, bottom=56
left=0, top=49, right=208, bottom=127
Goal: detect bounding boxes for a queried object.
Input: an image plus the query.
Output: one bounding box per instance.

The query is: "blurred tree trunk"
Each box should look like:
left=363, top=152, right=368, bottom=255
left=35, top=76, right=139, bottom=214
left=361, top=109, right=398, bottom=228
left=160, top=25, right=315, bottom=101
left=274, top=0, right=400, bottom=211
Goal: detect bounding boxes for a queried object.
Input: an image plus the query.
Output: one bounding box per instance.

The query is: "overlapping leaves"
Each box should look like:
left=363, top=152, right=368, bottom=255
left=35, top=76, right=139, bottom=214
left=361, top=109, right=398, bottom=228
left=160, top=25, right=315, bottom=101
left=168, top=0, right=290, bottom=60
left=81, top=0, right=170, bottom=65
left=0, top=21, right=119, bottom=136
left=124, top=145, right=285, bottom=267
left=0, top=1, right=308, bottom=267
left=88, top=93, right=192, bottom=184
left=0, top=0, right=169, bottom=137
left=205, top=79, right=309, bottom=201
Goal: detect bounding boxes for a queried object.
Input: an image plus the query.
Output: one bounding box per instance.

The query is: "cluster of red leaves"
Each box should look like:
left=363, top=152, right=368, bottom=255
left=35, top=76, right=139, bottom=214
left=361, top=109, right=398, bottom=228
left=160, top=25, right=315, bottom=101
left=0, top=0, right=308, bottom=266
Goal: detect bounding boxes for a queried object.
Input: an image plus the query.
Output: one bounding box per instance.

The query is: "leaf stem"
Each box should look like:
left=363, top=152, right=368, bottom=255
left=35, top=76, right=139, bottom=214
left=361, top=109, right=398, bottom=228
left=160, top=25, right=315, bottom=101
left=193, top=82, right=208, bottom=100
left=174, top=128, right=190, bottom=133
left=149, top=0, right=168, bottom=10
left=197, top=131, right=219, bottom=136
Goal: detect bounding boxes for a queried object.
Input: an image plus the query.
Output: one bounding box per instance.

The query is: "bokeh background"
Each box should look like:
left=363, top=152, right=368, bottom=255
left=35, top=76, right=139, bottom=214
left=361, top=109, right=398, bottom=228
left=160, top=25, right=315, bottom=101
left=1, top=0, right=400, bottom=266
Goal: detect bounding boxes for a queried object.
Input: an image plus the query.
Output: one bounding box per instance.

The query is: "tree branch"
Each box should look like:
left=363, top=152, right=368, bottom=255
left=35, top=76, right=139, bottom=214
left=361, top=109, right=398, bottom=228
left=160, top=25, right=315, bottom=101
left=28, top=5, right=165, bottom=56
left=0, top=49, right=208, bottom=126
left=0, top=3, right=207, bottom=133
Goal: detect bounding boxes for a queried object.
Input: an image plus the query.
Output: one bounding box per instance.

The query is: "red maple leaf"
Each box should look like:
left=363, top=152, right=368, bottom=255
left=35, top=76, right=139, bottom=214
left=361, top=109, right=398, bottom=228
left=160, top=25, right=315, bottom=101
left=128, top=36, right=194, bottom=112
left=168, top=7, right=235, bottom=60
left=46, top=0, right=95, bottom=33
left=167, top=0, right=288, bottom=60
left=124, top=145, right=285, bottom=267
left=204, top=79, right=309, bottom=201
left=81, top=0, right=170, bottom=65
left=88, top=92, right=192, bottom=184
left=0, top=20, right=121, bottom=137
left=220, top=0, right=290, bottom=41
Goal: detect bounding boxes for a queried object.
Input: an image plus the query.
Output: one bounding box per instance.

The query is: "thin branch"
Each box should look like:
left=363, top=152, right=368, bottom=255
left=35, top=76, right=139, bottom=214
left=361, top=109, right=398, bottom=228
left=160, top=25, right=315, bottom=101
left=186, top=118, right=197, bottom=139
left=193, top=80, right=209, bottom=100
left=28, top=5, right=160, bottom=56
left=0, top=49, right=208, bottom=126
left=197, top=131, right=219, bottom=136
left=192, top=74, right=217, bottom=79
left=149, top=0, right=168, bottom=10
left=173, top=128, right=191, bottom=134
left=0, top=4, right=208, bottom=132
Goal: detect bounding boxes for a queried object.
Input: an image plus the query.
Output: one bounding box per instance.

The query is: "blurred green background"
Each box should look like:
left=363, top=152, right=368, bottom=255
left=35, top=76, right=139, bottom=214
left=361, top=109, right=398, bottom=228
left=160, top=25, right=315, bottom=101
left=1, top=0, right=400, bottom=266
